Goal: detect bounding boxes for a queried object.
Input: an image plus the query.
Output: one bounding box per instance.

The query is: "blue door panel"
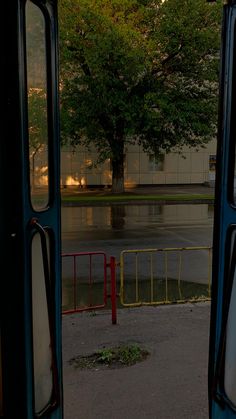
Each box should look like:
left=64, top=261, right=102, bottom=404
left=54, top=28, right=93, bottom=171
left=209, top=3, right=236, bottom=419
left=1, top=0, right=63, bottom=417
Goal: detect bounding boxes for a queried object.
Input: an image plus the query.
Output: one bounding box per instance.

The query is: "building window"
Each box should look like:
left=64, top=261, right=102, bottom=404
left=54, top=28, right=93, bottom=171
left=209, top=155, right=216, bottom=172
left=148, top=154, right=164, bottom=172
left=209, top=154, right=216, bottom=183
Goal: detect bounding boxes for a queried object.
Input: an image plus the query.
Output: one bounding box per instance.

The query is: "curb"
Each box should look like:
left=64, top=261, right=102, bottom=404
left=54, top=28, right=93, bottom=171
left=61, top=198, right=214, bottom=207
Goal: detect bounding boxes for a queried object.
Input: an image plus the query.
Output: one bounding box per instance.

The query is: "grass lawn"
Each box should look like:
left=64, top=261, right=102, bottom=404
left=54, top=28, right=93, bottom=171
left=61, top=193, right=214, bottom=204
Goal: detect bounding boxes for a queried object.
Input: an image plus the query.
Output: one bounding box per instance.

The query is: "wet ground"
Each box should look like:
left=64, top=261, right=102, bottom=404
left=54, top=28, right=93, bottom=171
left=61, top=202, right=213, bottom=311
left=61, top=203, right=213, bottom=253
left=61, top=186, right=214, bottom=418
left=63, top=303, right=210, bottom=419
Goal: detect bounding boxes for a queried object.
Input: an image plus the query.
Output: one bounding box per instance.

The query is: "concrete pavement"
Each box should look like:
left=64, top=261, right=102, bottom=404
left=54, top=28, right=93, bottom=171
left=62, top=302, right=211, bottom=419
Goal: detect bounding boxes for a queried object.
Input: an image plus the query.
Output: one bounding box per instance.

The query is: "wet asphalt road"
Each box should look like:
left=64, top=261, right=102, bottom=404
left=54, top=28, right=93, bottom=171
left=61, top=198, right=213, bottom=418
left=61, top=204, right=213, bottom=287
left=61, top=203, right=213, bottom=256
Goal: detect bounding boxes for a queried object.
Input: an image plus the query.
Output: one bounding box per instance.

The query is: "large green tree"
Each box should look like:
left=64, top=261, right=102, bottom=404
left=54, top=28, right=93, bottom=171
left=28, top=88, right=48, bottom=188
left=59, top=0, right=222, bottom=193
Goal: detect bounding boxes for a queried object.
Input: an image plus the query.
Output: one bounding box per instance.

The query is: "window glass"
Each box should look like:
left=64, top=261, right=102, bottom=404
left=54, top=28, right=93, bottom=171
left=148, top=155, right=164, bottom=172
left=0, top=332, right=3, bottom=416
left=224, top=231, right=236, bottom=405
left=32, top=233, right=53, bottom=414
left=224, top=268, right=236, bottom=405
left=230, top=25, right=236, bottom=203
left=26, top=1, right=49, bottom=210
left=209, top=155, right=216, bottom=185
left=234, top=158, right=236, bottom=202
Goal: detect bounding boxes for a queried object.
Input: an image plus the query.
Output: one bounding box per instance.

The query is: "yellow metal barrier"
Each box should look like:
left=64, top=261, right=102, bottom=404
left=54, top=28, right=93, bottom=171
left=120, top=246, right=212, bottom=307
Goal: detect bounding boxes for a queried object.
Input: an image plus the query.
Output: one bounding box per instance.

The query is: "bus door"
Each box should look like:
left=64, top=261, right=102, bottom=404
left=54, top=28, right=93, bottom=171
left=209, top=1, right=236, bottom=418
left=1, top=0, right=63, bottom=417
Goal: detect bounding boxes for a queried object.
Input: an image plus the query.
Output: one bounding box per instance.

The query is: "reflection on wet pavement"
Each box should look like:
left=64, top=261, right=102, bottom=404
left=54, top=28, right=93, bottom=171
left=62, top=204, right=214, bottom=240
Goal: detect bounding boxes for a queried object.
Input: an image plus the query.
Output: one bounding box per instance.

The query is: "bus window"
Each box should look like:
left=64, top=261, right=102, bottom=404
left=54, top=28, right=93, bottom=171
left=208, top=2, right=236, bottom=418
left=31, top=232, right=53, bottom=414
left=26, top=0, right=49, bottom=210
left=224, top=267, right=236, bottom=406
left=1, top=0, right=62, bottom=416
left=0, top=333, right=2, bottom=416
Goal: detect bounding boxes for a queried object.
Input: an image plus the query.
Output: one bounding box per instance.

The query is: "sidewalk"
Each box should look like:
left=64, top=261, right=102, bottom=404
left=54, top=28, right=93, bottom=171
left=61, top=183, right=214, bottom=196
left=60, top=184, right=215, bottom=206
left=62, top=302, right=210, bottom=419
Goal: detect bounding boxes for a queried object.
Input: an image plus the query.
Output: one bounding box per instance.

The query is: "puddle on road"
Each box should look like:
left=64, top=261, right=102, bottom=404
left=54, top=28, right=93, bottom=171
left=62, top=203, right=214, bottom=238
left=62, top=203, right=212, bottom=311
left=62, top=278, right=210, bottom=312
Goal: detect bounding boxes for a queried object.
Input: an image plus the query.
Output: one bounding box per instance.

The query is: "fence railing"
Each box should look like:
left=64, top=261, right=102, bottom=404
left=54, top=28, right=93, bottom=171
left=61, top=247, right=212, bottom=318
left=120, top=246, right=212, bottom=307
left=62, top=251, right=117, bottom=323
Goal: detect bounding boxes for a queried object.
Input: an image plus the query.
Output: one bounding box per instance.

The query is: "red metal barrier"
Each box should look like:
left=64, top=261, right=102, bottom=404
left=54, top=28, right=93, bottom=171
left=62, top=251, right=117, bottom=324
left=110, top=256, right=117, bottom=325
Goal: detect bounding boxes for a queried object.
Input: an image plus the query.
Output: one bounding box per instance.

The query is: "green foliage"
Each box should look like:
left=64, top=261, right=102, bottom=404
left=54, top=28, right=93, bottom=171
left=97, top=344, right=144, bottom=365
left=117, top=344, right=143, bottom=365
left=97, top=348, right=114, bottom=364
left=61, top=192, right=214, bottom=203
left=59, top=0, right=222, bottom=191
left=70, top=344, right=150, bottom=369
left=97, top=344, right=148, bottom=365
left=28, top=89, right=48, bottom=151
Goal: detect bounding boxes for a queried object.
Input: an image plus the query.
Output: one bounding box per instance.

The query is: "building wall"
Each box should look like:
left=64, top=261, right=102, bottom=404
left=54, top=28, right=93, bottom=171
left=31, top=140, right=217, bottom=187
left=60, top=140, right=217, bottom=187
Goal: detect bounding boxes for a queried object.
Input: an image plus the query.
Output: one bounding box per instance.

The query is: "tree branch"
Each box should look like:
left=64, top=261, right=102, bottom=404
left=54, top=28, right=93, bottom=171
left=161, top=43, right=184, bottom=67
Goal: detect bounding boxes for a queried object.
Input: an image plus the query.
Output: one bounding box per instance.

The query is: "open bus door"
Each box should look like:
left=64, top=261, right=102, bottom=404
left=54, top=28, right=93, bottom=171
left=209, top=0, right=236, bottom=418
left=1, top=0, right=63, bottom=417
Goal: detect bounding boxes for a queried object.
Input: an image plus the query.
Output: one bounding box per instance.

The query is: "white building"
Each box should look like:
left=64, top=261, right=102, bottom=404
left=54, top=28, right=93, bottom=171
left=59, top=140, right=217, bottom=188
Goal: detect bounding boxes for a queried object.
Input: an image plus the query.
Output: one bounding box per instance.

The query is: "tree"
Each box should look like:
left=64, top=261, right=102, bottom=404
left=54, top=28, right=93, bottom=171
left=28, top=88, right=48, bottom=188
left=26, top=0, right=48, bottom=188
left=59, top=0, right=222, bottom=193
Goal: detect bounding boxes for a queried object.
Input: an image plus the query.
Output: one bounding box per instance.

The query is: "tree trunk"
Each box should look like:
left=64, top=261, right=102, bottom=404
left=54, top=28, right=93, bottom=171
left=111, top=146, right=125, bottom=194
left=31, top=152, right=36, bottom=191
left=111, top=205, right=126, bottom=229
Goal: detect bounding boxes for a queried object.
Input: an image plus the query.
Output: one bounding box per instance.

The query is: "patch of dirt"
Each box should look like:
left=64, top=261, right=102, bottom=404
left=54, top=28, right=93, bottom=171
left=69, top=344, right=150, bottom=370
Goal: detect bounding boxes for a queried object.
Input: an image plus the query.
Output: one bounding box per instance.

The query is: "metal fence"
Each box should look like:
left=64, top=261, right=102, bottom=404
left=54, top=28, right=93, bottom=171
left=120, top=246, right=212, bottom=307
left=62, top=251, right=117, bottom=323
left=61, top=247, right=212, bottom=315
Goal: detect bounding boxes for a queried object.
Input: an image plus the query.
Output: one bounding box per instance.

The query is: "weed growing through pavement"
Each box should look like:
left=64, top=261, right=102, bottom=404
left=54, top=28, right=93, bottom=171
left=69, top=344, right=150, bottom=370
